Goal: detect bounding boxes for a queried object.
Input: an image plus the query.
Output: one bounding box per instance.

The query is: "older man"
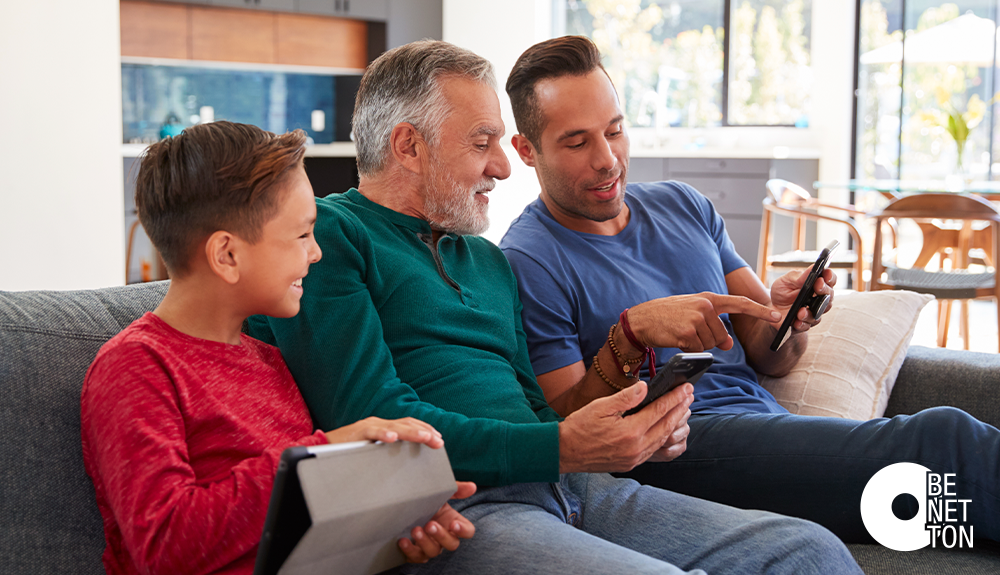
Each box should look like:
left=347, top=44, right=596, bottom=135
left=250, top=40, right=860, bottom=574
left=499, top=35, right=1000, bottom=544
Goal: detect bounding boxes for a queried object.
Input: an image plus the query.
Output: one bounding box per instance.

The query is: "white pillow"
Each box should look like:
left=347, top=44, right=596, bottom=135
left=758, top=290, right=934, bottom=420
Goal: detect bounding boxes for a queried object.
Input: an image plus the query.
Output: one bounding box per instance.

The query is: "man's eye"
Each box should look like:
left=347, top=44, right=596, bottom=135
left=568, top=141, right=585, bottom=149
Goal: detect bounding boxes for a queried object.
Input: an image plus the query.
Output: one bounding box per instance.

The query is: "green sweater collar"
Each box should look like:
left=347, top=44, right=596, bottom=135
left=344, top=188, right=436, bottom=234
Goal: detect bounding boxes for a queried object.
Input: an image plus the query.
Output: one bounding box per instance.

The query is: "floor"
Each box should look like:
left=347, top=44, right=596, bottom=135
left=909, top=298, right=998, bottom=354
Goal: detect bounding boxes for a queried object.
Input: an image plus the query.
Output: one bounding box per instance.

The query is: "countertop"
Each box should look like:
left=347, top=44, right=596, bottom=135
left=122, top=142, right=358, bottom=158
left=123, top=142, right=820, bottom=161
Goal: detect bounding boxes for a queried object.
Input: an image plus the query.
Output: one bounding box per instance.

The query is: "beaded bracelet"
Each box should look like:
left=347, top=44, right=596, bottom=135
left=592, top=354, right=626, bottom=391
left=619, top=308, right=656, bottom=378
left=607, top=324, right=643, bottom=379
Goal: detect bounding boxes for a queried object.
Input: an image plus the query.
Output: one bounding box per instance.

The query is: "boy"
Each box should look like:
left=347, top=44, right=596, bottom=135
left=81, top=121, right=474, bottom=575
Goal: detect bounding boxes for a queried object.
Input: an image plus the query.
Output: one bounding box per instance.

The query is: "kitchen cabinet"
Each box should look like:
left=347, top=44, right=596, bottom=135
left=298, top=0, right=387, bottom=20
left=275, top=13, right=368, bottom=68
left=190, top=7, right=276, bottom=63
left=122, top=1, right=369, bottom=69
left=212, top=0, right=296, bottom=10
left=628, top=157, right=819, bottom=269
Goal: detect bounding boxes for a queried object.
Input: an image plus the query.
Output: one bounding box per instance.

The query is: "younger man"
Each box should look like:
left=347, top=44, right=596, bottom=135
left=81, top=121, right=474, bottom=575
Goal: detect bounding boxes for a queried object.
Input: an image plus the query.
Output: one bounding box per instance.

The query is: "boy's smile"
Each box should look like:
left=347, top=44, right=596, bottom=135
left=239, top=166, right=322, bottom=318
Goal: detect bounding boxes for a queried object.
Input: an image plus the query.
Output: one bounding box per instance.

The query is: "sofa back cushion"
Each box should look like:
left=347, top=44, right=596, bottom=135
left=0, top=282, right=168, bottom=573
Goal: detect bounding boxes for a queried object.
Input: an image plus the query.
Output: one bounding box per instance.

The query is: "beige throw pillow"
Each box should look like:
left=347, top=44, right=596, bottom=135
left=758, top=290, right=934, bottom=420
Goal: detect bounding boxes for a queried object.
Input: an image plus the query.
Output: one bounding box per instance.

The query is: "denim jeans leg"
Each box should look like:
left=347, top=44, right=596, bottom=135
left=401, top=480, right=705, bottom=575
left=618, top=408, right=1000, bottom=542
left=564, top=472, right=861, bottom=575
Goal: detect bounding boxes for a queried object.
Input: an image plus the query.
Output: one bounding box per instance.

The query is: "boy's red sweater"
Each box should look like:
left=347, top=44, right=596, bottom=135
left=81, top=312, right=327, bottom=575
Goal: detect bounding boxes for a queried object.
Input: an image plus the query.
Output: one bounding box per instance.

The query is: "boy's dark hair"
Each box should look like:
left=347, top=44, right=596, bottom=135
left=505, top=35, right=606, bottom=149
left=135, top=121, right=307, bottom=276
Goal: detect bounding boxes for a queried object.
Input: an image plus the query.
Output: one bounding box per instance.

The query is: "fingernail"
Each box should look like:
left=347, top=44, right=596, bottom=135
left=415, top=530, right=424, bottom=540
left=771, top=311, right=781, bottom=320
left=452, top=521, right=462, bottom=532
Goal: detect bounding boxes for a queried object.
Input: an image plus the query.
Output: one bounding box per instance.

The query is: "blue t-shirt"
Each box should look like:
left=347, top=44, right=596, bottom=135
left=499, top=180, right=786, bottom=415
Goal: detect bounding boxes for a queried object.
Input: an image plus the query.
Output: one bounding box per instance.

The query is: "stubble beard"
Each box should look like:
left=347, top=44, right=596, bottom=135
left=425, top=158, right=493, bottom=236
left=539, top=158, right=628, bottom=223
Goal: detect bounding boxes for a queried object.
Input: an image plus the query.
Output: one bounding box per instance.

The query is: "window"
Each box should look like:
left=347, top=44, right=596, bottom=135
left=556, top=0, right=813, bottom=128
left=854, top=0, right=999, bottom=181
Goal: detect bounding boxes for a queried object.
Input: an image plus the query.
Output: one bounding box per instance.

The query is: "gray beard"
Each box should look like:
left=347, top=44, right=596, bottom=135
left=425, top=163, right=492, bottom=236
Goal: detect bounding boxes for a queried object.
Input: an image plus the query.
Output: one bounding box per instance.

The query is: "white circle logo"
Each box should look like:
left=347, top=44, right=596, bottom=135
left=860, top=462, right=931, bottom=551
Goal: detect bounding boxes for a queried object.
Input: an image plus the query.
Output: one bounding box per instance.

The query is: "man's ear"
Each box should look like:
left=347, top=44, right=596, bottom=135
left=205, top=231, right=240, bottom=285
left=389, top=122, right=427, bottom=175
left=511, top=134, right=538, bottom=167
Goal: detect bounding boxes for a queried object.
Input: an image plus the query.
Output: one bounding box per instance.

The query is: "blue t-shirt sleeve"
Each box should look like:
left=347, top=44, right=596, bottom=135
left=676, top=181, right=748, bottom=276
left=504, top=247, right=584, bottom=376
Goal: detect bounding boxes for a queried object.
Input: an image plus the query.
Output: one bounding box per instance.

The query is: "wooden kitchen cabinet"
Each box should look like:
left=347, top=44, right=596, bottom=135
left=120, top=1, right=189, bottom=59
left=276, top=13, right=368, bottom=69
left=190, top=7, right=276, bottom=63
left=121, top=1, right=369, bottom=69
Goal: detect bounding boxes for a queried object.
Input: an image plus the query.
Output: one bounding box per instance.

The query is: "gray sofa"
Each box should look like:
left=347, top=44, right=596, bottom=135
left=2, top=281, right=999, bottom=574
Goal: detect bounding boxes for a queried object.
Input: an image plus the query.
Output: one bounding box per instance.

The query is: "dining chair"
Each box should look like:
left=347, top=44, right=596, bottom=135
left=869, top=193, right=1000, bottom=352
left=757, top=179, right=866, bottom=289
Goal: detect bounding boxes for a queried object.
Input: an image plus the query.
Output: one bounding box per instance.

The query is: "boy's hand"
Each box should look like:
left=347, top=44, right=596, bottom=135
left=323, top=416, right=444, bottom=449
left=398, top=482, right=477, bottom=563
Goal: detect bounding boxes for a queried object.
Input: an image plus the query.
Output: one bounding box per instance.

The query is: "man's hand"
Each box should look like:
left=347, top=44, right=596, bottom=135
left=770, top=267, right=837, bottom=333
left=324, top=416, right=444, bottom=449
left=558, top=381, right=694, bottom=473
left=646, top=400, right=692, bottom=462
left=627, top=293, right=781, bottom=352
left=398, top=482, right=477, bottom=563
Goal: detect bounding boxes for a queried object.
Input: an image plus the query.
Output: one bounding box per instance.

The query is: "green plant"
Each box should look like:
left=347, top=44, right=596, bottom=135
left=916, top=87, right=999, bottom=171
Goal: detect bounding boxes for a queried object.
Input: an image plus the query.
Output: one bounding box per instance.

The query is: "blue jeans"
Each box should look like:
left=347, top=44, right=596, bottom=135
left=403, top=473, right=860, bottom=575
left=619, top=407, right=1000, bottom=542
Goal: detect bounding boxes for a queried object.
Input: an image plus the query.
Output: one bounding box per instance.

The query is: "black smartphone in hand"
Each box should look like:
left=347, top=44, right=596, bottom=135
left=623, top=352, right=714, bottom=416
left=769, top=239, right=839, bottom=352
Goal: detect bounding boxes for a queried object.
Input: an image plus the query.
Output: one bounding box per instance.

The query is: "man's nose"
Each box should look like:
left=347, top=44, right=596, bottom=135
left=590, top=137, right=617, bottom=173
left=488, top=145, right=512, bottom=180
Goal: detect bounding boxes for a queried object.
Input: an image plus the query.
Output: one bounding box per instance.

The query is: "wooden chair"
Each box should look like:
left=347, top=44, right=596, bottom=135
left=757, top=179, right=866, bottom=289
left=869, top=193, right=1000, bottom=351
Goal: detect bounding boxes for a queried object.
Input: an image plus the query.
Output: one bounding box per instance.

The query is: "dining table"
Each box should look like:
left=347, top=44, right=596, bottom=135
left=813, top=178, right=997, bottom=274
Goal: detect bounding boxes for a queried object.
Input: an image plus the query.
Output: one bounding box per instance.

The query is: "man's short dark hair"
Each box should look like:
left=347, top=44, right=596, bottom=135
left=505, top=35, right=606, bottom=148
left=134, top=121, right=307, bottom=277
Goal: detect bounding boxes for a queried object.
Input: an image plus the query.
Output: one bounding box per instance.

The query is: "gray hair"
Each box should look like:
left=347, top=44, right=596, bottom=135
left=352, top=40, right=497, bottom=177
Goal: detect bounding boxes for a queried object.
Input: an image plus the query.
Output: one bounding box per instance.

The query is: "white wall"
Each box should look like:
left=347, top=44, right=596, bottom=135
left=443, top=0, right=551, bottom=244
left=0, top=1, right=124, bottom=291
left=446, top=0, right=858, bottom=245
left=811, top=0, right=858, bottom=249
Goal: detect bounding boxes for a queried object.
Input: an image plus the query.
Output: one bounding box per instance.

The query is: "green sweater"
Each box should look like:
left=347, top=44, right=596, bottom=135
left=249, top=189, right=561, bottom=486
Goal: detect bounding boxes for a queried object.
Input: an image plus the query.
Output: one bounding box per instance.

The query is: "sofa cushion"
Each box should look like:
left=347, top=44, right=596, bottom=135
left=0, top=282, right=168, bottom=573
left=888, top=345, right=1000, bottom=428
left=759, top=290, right=933, bottom=420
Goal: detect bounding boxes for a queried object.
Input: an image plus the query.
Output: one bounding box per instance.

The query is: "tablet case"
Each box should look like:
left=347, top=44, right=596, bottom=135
left=253, top=441, right=456, bottom=575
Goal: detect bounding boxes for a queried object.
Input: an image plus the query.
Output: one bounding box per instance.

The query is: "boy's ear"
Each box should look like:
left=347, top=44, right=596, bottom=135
left=511, top=134, right=538, bottom=167
left=389, top=122, right=428, bottom=175
left=205, top=231, right=240, bottom=285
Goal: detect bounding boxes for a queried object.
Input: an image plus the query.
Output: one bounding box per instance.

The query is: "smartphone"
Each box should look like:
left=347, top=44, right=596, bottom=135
left=769, top=239, right=840, bottom=352
left=623, top=352, right=714, bottom=416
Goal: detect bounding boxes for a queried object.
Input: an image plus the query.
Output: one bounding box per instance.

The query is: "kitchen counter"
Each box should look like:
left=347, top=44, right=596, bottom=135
left=124, top=142, right=818, bottom=161
left=122, top=142, right=358, bottom=158
left=629, top=146, right=821, bottom=160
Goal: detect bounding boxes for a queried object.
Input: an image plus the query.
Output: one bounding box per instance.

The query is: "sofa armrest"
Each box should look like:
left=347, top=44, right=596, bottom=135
left=885, top=345, right=1000, bottom=428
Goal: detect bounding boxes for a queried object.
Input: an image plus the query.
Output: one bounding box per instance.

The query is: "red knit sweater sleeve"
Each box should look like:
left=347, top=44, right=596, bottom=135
left=81, top=339, right=327, bottom=575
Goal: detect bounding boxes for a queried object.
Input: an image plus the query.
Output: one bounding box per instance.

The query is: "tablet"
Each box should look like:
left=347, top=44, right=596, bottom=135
left=253, top=440, right=456, bottom=575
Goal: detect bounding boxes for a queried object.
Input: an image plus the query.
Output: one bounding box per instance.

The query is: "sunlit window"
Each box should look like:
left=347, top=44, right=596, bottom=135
left=556, top=0, right=813, bottom=128
left=855, top=1, right=999, bottom=181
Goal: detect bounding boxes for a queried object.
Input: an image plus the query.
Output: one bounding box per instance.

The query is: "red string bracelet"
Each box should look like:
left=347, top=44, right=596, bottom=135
left=619, top=308, right=656, bottom=378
